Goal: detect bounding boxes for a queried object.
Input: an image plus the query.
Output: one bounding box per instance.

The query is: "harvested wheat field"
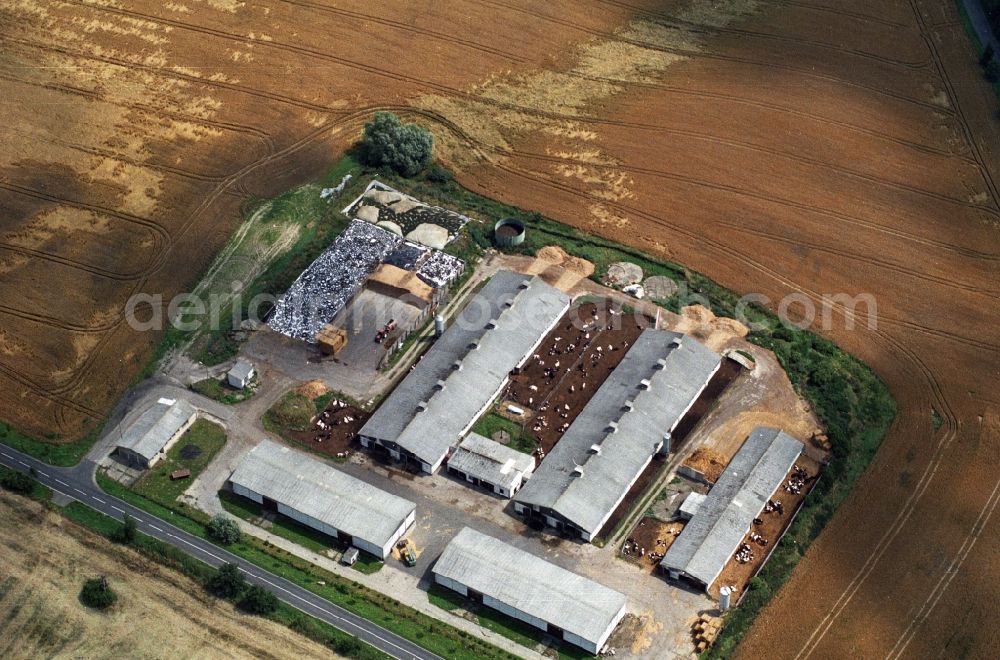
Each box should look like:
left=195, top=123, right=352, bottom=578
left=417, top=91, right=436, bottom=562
left=437, top=2, right=1000, bottom=658
left=0, top=492, right=334, bottom=658
left=3, top=0, right=1000, bottom=657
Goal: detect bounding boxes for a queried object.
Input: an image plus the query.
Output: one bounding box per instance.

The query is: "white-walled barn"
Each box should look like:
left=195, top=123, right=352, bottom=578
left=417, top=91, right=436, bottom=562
left=114, top=398, right=197, bottom=470
left=229, top=440, right=415, bottom=559
left=446, top=433, right=535, bottom=497
left=432, top=527, right=627, bottom=654
left=358, top=271, right=569, bottom=473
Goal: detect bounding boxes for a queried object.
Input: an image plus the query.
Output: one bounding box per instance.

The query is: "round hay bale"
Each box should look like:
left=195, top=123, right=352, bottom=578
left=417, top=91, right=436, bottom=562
left=643, top=275, right=678, bottom=301
left=376, top=220, right=403, bottom=236
left=604, top=261, right=643, bottom=285
left=364, top=189, right=403, bottom=205
left=405, top=223, right=449, bottom=249
left=389, top=199, right=424, bottom=214
left=355, top=204, right=379, bottom=223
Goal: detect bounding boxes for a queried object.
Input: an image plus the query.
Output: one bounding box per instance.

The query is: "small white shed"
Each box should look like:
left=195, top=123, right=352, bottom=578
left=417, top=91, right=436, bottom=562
left=227, top=359, right=255, bottom=389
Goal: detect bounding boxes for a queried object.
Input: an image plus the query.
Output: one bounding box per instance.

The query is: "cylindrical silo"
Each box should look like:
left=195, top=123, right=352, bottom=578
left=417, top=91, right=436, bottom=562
left=494, top=218, right=526, bottom=248
left=719, top=586, right=732, bottom=612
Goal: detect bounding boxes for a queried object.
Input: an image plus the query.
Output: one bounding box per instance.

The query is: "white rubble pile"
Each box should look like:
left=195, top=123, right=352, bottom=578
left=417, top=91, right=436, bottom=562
left=268, top=220, right=401, bottom=342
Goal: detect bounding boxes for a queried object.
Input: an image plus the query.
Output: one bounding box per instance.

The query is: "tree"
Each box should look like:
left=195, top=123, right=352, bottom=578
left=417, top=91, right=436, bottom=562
left=359, top=112, right=433, bottom=177
left=206, top=514, right=242, bottom=545
left=206, top=562, right=246, bottom=599
left=1, top=470, right=34, bottom=494
left=237, top=585, right=278, bottom=615
left=80, top=576, right=117, bottom=610
left=111, top=514, right=137, bottom=544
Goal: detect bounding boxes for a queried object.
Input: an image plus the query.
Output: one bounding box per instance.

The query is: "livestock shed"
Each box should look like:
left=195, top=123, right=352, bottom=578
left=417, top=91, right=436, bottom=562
left=114, top=398, right=197, bottom=470
left=446, top=433, right=536, bottom=497
left=433, top=527, right=627, bottom=654
left=229, top=439, right=415, bottom=559
left=660, top=427, right=804, bottom=591
left=358, top=271, right=570, bottom=473
left=513, top=330, right=721, bottom=541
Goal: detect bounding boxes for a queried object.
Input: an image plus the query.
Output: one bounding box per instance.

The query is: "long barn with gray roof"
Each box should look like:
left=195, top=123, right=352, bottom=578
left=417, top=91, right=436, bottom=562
left=660, top=427, right=803, bottom=590
left=433, top=527, right=626, bottom=654
left=114, top=398, right=197, bottom=470
left=513, top=329, right=722, bottom=541
left=358, top=271, right=570, bottom=473
left=229, top=439, right=415, bottom=559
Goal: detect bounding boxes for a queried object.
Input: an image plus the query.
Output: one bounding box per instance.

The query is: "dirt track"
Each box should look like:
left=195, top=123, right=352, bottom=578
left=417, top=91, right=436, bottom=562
left=3, top=0, right=1000, bottom=657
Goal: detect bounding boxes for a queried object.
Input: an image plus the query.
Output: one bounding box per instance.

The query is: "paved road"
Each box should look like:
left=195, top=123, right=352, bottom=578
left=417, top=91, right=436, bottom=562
left=0, top=446, right=440, bottom=660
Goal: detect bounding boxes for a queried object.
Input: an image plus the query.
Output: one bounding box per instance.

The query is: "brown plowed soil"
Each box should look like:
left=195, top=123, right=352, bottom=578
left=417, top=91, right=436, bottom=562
left=441, top=2, right=1000, bottom=658
left=5, top=0, right=1000, bottom=658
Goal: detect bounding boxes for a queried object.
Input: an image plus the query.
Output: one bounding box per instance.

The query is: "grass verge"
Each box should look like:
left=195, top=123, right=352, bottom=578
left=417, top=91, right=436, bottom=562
left=131, top=419, right=227, bottom=506
left=190, top=376, right=256, bottom=404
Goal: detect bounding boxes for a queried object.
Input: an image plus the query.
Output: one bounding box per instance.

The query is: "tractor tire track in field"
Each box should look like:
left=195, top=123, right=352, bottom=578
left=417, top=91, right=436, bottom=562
left=792, top=0, right=1000, bottom=647
left=7, top=123, right=228, bottom=185
left=709, top=221, right=1000, bottom=300
left=760, top=0, right=910, bottom=28
left=908, top=0, right=1000, bottom=203
left=0, top=66, right=276, bottom=157
left=504, top=145, right=1000, bottom=266
left=67, top=0, right=955, bottom=123
left=571, top=74, right=974, bottom=163
left=0, top=244, right=151, bottom=282
left=0, top=180, right=171, bottom=252
left=595, top=0, right=933, bottom=68
left=0, top=304, right=119, bottom=334
left=885, top=414, right=1000, bottom=660
left=4, top=35, right=341, bottom=117
left=56, top=0, right=970, bottom=178
left=273, top=0, right=529, bottom=63
left=479, top=0, right=952, bottom=114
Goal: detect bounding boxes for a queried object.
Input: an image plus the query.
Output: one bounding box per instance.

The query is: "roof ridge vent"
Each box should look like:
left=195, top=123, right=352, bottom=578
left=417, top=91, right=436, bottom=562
left=417, top=400, right=428, bottom=412
left=624, top=399, right=635, bottom=411
left=487, top=317, right=499, bottom=329
left=519, top=278, right=532, bottom=289
left=656, top=357, right=668, bottom=369
left=640, top=378, right=652, bottom=390
left=468, top=341, right=479, bottom=350
left=671, top=337, right=683, bottom=349
left=607, top=420, right=619, bottom=432
left=435, top=379, right=447, bottom=390
left=589, top=443, right=602, bottom=454
left=452, top=359, right=463, bottom=370
left=572, top=463, right=585, bottom=477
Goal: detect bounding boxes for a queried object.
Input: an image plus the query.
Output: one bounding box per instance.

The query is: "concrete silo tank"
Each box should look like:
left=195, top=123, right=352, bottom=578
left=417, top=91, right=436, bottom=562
left=494, top=218, right=526, bottom=248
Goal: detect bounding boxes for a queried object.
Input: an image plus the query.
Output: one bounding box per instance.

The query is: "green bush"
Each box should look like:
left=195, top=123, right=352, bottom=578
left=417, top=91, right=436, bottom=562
left=1, top=470, right=34, bottom=494
left=359, top=112, right=432, bottom=177
left=207, top=514, right=242, bottom=545
left=425, top=164, right=453, bottom=184
left=206, top=562, right=246, bottom=599
left=79, top=577, right=117, bottom=610
left=111, top=514, right=137, bottom=544
left=238, top=585, right=279, bottom=615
